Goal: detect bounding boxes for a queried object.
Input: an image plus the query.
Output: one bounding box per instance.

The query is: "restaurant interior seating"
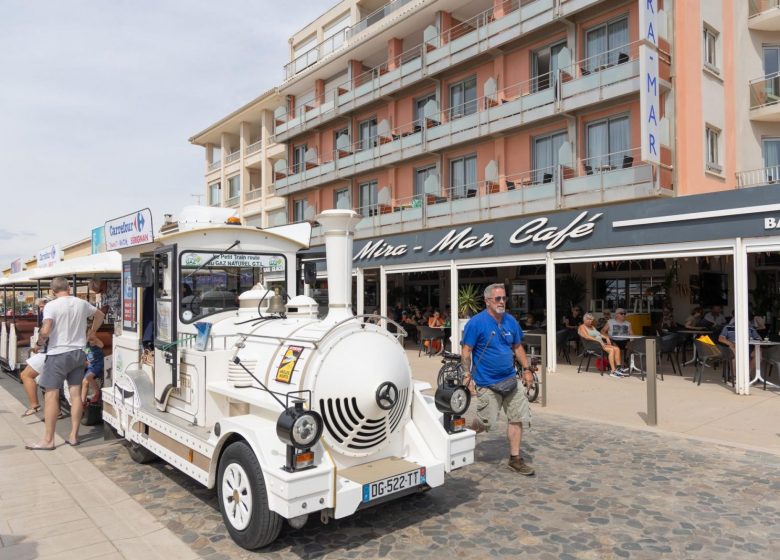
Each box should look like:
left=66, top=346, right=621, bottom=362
left=578, top=336, right=607, bottom=375
left=418, top=325, right=446, bottom=357
left=557, top=329, right=571, bottom=364
left=658, top=333, right=682, bottom=379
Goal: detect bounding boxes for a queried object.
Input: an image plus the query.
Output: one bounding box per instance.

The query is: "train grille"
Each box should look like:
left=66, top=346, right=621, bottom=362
left=320, top=388, right=408, bottom=451
left=227, top=360, right=257, bottom=387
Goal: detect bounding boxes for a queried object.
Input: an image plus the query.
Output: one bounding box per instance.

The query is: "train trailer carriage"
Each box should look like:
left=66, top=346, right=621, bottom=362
left=0, top=271, right=44, bottom=378
left=103, top=207, right=475, bottom=550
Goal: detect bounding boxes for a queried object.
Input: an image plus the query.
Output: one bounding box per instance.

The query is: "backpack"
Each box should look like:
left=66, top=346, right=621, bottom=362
left=595, top=357, right=609, bottom=371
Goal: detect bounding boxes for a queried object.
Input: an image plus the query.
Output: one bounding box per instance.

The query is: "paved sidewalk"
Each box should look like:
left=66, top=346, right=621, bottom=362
left=0, top=379, right=198, bottom=560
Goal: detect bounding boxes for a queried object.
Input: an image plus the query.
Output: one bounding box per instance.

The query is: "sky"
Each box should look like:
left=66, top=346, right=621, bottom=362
left=0, top=0, right=335, bottom=270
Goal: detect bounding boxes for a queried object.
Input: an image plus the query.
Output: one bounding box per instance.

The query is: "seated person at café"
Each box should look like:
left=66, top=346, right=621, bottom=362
left=660, top=304, right=676, bottom=331
left=401, top=311, right=418, bottom=343
left=426, top=309, right=445, bottom=353
left=595, top=309, right=611, bottom=331
left=751, top=313, right=768, bottom=339
left=703, top=305, right=726, bottom=328
left=523, top=313, right=537, bottom=330
left=684, top=307, right=705, bottom=329
left=602, top=308, right=633, bottom=337
left=718, top=317, right=762, bottom=371
left=578, top=313, right=626, bottom=377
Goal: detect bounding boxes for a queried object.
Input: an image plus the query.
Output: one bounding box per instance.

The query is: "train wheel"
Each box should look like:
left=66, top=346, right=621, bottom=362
left=218, top=441, right=282, bottom=550
left=127, top=441, right=157, bottom=464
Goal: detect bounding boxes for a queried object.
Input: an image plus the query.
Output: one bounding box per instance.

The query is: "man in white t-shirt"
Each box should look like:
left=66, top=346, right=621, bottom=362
left=26, top=277, right=104, bottom=450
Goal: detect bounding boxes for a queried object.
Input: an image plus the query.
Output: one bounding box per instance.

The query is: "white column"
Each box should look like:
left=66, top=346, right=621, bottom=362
left=450, top=261, right=459, bottom=350
left=733, top=238, right=750, bottom=395
left=380, top=266, right=387, bottom=328
left=546, top=252, right=557, bottom=373
left=356, top=268, right=365, bottom=315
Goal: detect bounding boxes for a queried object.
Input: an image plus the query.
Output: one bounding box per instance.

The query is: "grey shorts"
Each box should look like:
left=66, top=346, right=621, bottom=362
left=38, top=349, right=86, bottom=390
left=475, top=383, right=531, bottom=431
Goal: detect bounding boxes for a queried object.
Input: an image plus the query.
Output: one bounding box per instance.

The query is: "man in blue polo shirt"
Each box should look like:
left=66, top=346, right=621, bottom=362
left=462, top=283, right=535, bottom=476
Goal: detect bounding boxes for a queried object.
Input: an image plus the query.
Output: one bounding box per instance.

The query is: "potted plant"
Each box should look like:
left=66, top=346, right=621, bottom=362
left=458, top=284, right=483, bottom=318
left=556, top=273, right=586, bottom=311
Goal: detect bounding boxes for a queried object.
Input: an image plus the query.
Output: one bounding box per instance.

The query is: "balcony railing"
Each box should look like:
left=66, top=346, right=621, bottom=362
left=226, top=195, right=240, bottom=207
left=285, top=28, right=350, bottom=80
left=347, top=0, right=416, bottom=39
left=750, top=72, right=780, bottom=109
left=245, top=140, right=262, bottom=155
left=245, top=188, right=264, bottom=201
left=225, top=150, right=241, bottom=164
left=275, top=42, right=644, bottom=193
left=749, top=0, right=780, bottom=18
left=736, top=165, right=780, bottom=187
left=266, top=185, right=277, bottom=196
left=308, top=147, right=662, bottom=241
left=207, top=160, right=221, bottom=172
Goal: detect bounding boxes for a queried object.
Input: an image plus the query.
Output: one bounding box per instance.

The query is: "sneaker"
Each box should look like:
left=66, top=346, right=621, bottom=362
left=508, top=456, right=535, bottom=476
left=618, top=367, right=630, bottom=376
left=610, top=371, right=622, bottom=378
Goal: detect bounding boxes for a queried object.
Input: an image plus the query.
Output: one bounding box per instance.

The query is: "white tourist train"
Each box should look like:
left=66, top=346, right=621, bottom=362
left=102, top=207, right=474, bottom=549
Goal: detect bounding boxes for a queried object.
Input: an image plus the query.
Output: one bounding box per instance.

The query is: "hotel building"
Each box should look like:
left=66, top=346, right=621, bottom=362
left=194, top=0, right=780, bottom=393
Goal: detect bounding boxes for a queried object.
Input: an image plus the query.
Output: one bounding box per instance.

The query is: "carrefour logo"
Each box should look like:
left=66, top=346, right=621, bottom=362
left=134, top=212, right=145, bottom=232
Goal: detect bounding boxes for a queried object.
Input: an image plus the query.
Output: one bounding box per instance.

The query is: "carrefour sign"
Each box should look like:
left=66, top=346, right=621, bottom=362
left=37, top=244, right=62, bottom=268
left=104, top=208, right=154, bottom=250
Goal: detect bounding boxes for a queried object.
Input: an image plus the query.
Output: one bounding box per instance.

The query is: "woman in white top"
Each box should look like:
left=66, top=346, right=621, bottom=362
left=579, top=313, right=625, bottom=377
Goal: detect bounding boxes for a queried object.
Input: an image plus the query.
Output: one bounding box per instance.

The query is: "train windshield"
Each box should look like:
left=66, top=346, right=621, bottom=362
left=178, top=251, right=287, bottom=323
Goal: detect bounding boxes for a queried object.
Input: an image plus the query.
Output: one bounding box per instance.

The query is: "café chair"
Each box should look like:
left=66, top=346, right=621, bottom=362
left=578, top=336, right=607, bottom=375
left=418, top=325, right=446, bottom=357
left=556, top=329, right=571, bottom=364
left=760, top=345, right=780, bottom=390
left=693, top=340, right=729, bottom=386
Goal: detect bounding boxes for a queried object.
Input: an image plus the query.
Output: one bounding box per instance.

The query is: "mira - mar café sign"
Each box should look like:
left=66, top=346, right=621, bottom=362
left=350, top=185, right=780, bottom=267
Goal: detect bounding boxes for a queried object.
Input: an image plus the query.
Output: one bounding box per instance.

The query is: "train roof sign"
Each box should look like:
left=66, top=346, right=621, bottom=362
left=104, top=208, right=154, bottom=251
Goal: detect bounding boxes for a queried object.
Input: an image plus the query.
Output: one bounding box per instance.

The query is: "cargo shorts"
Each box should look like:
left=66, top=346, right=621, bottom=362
left=474, top=382, right=531, bottom=431
left=38, top=349, right=86, bottom=390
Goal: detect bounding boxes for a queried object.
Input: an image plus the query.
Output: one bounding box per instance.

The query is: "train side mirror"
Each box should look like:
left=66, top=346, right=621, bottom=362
left=130, top=258, right=154, bottom=288
left=303, top=262, right=317, bottom=286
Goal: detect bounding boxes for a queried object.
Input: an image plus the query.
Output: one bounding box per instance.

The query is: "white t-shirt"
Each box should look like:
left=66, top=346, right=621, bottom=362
left=43, top=296, right=97, bottom=355
left=607, top=319, right=632, bottom=337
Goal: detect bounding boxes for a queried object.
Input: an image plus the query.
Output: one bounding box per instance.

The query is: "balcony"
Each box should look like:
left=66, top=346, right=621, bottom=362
left=274, top=0, right=608, bottom=142
left=748, top=0, right=780, bottom=30
left=207, top=160, right=221, bottom=173
left=749, top=73, right=780, bottom=121
left=736, top=165, right=780, bottom=188
left=225, top=150, right=241, bottom=165
left=245, top=188, right=264, bottom=201
left=309, top=148, right=666, bottom=244
left=245, top=140, right=262, bottom=156
left=226, top=195, right=240, bottom=207
left=275, top=41, right=647, bottom=195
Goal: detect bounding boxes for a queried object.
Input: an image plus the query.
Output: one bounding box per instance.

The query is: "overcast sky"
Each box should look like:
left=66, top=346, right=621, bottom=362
left=0, top=0, right=334, bottom=270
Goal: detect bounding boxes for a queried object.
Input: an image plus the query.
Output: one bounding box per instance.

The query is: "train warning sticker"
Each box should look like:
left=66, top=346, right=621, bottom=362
left=275, top=346, right=304, bottom=383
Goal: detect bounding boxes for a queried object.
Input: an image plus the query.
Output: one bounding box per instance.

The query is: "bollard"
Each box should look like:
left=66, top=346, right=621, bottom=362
left=646, top=337, right=657, bottom=426
left=539, top=334, right=547, bottom=407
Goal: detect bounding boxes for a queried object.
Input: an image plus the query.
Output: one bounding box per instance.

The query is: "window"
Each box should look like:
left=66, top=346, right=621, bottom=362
left=533, top=131, right=567, bottom=182
left=705, top=125, right=721, bottom=173
left=334, top=187, right=351, bottom=209
left=414, top=164, right=437, bottom=197
left=449, top=76, right=477, bottom=119
left=293, top=199, right=305, bottom=222
left=179, top=251, right=286, bottom=323
left=359, top=181, right=377, bottom=215
left=227, top=175, right=240, bottom=200
left=449, top=155, right=477, bottom=198
left=585, top=17, right=629, bottom=72
left=586, top=115, right=630, bottom=169
left=208, top=182, right=221, bottom=206
left=414, top=93, right=436, bottom=129
left=292, top=144, right=307, bottom=173
left=358, top=117, right=377, bottom=150
left=532, top=41, right=566, bottom=92
left=763, top=46, right=780, bottom=100
left=703, top=27, right=718, bottom=71
left=764, top=139, right=780, bottom=173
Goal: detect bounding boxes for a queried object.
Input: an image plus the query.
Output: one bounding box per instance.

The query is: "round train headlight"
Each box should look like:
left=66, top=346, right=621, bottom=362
left=435, top=382, right=471, bottom=415
left=276, top=401, right=323, bottom=449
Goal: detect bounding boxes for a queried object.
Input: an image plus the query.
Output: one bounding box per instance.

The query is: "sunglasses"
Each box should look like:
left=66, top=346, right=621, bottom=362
left=490, top=296, right=507, bottom=302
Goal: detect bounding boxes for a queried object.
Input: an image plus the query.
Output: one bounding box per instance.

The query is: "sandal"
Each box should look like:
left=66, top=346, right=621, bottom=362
left=21, top=406, right=41, bottom=417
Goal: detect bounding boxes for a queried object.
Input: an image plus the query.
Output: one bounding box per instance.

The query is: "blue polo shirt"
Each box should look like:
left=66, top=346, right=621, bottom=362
left=462, top=310, right=523, bottom=386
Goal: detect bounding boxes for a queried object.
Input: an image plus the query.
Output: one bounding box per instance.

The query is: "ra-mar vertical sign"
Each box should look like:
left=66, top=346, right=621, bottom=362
left=639, top=0, right=660, bottom=165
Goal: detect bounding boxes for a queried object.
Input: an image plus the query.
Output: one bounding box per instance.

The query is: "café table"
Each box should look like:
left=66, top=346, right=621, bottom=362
left=611, top=335, right=645, bottom=375
left=748, top=339, right=780, bottom=387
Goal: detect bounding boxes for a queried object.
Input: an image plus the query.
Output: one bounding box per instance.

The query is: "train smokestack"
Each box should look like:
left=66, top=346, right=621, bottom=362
left=315, top=209, right=361, bottom=322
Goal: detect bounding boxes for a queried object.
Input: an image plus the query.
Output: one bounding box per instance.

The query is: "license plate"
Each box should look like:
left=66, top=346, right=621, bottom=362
left=362, top=467, right=426, bottom=503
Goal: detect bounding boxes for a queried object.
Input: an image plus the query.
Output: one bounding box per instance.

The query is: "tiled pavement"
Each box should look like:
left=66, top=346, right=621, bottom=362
left=3, top=371, right=780, bottom=559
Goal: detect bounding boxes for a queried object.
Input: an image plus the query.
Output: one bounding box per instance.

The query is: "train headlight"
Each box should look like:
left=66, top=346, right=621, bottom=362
left=435, top=382, right=471, bottom=415
left=277, top=401, right=323, bottom=472
left=277, top=401, right=323, bottom=449
left=434, top=381, right=471, bottom=434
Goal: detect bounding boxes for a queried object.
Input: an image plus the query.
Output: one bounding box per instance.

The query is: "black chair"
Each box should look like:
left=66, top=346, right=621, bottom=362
left=542, top=172, right=553, bottom=184
left=580, top=66, right=591, bottom=76
left=584, top=165, right=593, bottom=175
left=506, top=180, right=515, bottom=190
left=761, top=345, right=780, bottom=390
left=578, top=336, right=607, bottom=375
left=693, top=340, right=727, bottom=386
left=418, top=325, right=446, bottom=357
left=617, top=52, right=630, bottom=65
left=622, top=155, right=634, bottom=168
left=466, top=189, right=477, bottom=198
left=658, top=333, right=682, bottom=380
left=628, top=336, right=649, bottom=380
left=557, top=328, right=571, bottom=364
